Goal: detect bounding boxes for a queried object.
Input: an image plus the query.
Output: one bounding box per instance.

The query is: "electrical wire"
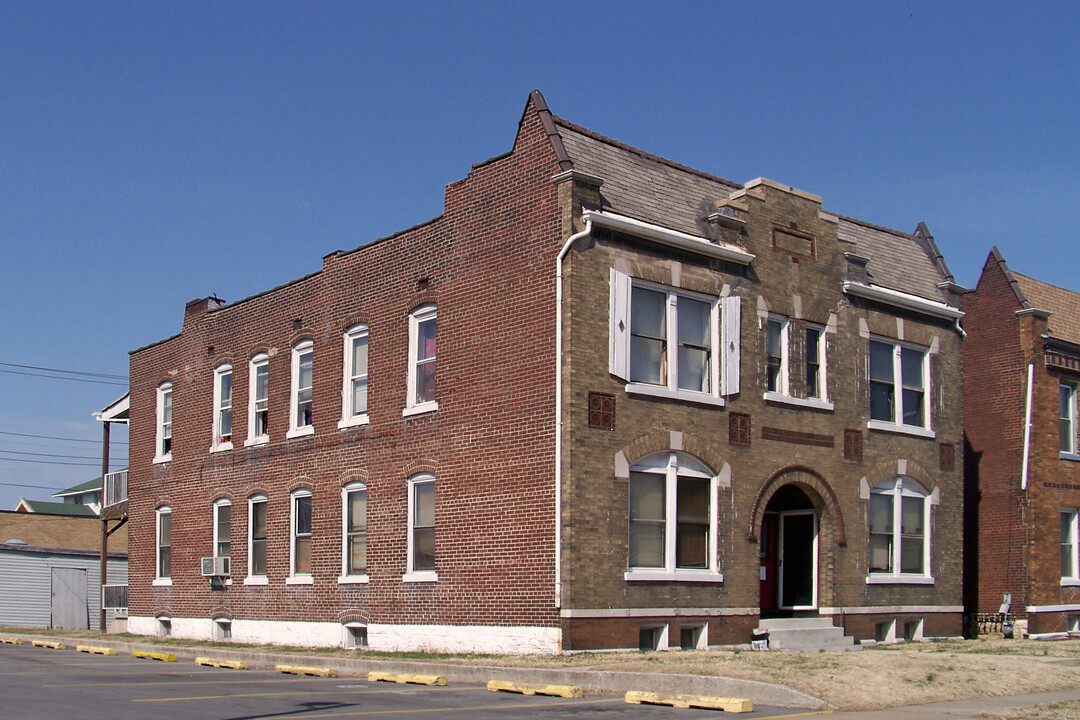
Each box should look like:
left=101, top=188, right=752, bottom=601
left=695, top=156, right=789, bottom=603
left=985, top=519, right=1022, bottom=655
left=0, top=361, right=127, bottom=380
left=0, top=457, right=100, bottom=467
left=0, top=481, right=67, bottom=491
left=0, top=368, right=127, bottom=386
left=0, top=431, right=127, bottom=445
left=0, top=449, right=109, bottom=461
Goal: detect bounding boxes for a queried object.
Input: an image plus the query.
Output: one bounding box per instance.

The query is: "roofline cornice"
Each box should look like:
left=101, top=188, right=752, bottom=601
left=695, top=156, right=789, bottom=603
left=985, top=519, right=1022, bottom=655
left=842, top=281, right=964, bottom=322
left=583, top=210, right=755, bottom=265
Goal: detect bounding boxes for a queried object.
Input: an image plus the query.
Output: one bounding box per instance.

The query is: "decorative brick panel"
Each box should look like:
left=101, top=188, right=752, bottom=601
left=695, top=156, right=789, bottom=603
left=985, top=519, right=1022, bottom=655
left=843, top=429, right=863, bottom=462
left=729, top=413, right=751, bottom=446
left=587, top=392, right=615, bottom=430
left=939, top=443, right=955, bottom=473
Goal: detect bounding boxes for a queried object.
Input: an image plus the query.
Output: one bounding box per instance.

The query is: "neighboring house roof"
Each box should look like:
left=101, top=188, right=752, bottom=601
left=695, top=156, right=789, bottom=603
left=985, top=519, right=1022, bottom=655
left=53, top=477, right=103, bottom=499
left=1013, top=272, right=1080, bottom=346
left=13, top=498, right=98, bottom=517
left=94, top=392, right=129, bottom=423
left=543, top=93, right=952, bottom=303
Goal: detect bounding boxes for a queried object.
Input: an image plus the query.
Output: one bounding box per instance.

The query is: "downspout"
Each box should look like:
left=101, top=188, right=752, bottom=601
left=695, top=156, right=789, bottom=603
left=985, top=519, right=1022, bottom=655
left=1021, top=362, right=1034, bottom=490
left=554, top=216, right=593, bottom=609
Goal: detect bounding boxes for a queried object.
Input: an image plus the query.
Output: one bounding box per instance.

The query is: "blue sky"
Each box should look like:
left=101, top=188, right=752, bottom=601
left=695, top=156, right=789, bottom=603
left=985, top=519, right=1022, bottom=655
left=1, top=1, right=1077, bottom=510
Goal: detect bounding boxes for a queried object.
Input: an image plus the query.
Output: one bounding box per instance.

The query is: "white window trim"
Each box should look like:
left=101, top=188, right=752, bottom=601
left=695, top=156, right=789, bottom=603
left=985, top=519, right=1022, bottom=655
left=625, top=453, right=723, bottom=583
left=154, top=506, right=172, bottom=586
left=339, top=481, right=369, bottom=583
left=403, top=473, right=437, bottom=582
left=245, top=354, right=270, bottom=447
left=211, top=364, right=234, bottom=453
left=213, top=498, right=231, bottom=557
left=339, top=325, right=370, bottom=429
left=868, top=337, right=933, bottom=435
left=1062, top=383, right=1077, bottom=458
left=806, top=323, right=829, bottom=403
left=404, top=305, right=438, bottom=416
left=867, top=477, right=933, bottom=584
left=246, top=495, right=268, bottom=583
left=764, top=392, right=835, bottom=411
left=287, top=341, right=315, bottom=439
left=153, top=383, right=173, bottom=464
left=765, top=315, right=789, bottom=396
left=1062, top=508, right=1079, bottom=585
left=610, top=272, right=739, bottom=404
left=289, top=489, right=313, bottom=582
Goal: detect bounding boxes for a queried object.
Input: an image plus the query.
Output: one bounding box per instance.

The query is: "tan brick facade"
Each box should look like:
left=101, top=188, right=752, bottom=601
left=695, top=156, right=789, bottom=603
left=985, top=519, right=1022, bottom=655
left=127, top=91, right=964, bottom=652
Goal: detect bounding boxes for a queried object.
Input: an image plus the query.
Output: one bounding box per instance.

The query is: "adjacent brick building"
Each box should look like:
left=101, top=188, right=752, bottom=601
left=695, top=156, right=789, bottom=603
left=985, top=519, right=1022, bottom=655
left=964, top=249, right=1080, bottom=635
left=127, top=90, right=965, bottom=652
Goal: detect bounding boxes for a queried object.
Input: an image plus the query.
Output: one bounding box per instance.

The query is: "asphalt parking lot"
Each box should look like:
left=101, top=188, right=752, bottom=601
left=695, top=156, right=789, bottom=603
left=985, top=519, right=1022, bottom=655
left=0, top=641, right=816, bottom=719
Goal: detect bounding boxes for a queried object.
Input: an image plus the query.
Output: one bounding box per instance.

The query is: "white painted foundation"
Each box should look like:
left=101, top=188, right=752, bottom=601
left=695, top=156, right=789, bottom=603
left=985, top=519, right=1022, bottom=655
left=127, top=615, right=561, bottom=654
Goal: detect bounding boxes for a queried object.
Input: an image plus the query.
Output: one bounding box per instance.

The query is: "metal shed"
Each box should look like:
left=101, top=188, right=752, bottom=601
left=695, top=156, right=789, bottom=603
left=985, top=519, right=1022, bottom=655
left=0, top=540, right=127, bottom=630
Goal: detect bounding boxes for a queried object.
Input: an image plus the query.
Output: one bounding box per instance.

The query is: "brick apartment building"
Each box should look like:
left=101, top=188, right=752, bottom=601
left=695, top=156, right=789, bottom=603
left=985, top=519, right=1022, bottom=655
left=127, top=90, right=965, bottom=652
left=964, top=248, right=1080, bottom=635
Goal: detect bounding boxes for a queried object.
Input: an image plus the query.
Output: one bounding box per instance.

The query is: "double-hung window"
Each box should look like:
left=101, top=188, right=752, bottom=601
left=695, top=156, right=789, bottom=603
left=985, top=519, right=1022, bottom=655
left=155, top=506, right=172, bottom=585
left=154, top=383, right=173, bottom=463
left=868, top=477, right=932, bottom=583
left=289, top=490, right=312, bottom=582
left=610, top=270, right=740, bottom=405
left=806, top=325, right=825, bottom=400
left=288, top=341, right=314, bottom=438
left=404, top=474, right=436, bottom=581
left=246, top=495, right=268, bottom=584
left=626, top=452, right=721, bottom=582
left=405, top=306, right=437, bottom=415
left=212, top=364, right=233, bottom=451
left=340, top=482, right=368, bottom=582
left=246, top=354, right=270, bottom=445
left=339, top=325, right=370, bottom=428
left=868, top=339, right=931, bottom=435
left=765, top=317, right=788, bottom=394
left=1061, top=383, right=1077, bottom=457
left=213, top=499, right=231, bottom=559
left=1063, top=509, right=1079, bottom=585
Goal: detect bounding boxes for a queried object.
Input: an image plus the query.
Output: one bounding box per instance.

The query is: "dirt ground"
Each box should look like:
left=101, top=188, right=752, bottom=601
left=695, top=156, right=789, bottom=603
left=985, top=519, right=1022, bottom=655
left=981, top=701, right=1080, bottom=720
left=6, top=628, right=1080, bottom=711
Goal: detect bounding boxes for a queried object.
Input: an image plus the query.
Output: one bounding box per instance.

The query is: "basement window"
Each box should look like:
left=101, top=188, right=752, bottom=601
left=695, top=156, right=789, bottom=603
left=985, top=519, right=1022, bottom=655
left=638, top=624, right=667, bottom=652
left=680, top=624, right=705, bottom=650
left=214, top=619, right=231, bottom=641
left=903, top=619, right=923, bottom=642
left=157, top=616, right=172, bottom=638
left=344, top=623, right=368, bottom=649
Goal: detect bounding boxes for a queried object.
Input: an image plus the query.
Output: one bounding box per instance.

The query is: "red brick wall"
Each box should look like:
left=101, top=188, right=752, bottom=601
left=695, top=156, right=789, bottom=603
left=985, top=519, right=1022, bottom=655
left=963, top=254, right=1029, bottom=615
left=128, top=99, right=565, bottom=630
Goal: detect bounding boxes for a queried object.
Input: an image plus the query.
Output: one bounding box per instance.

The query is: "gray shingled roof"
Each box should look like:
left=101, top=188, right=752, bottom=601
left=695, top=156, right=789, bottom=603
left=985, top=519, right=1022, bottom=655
left=836, top=219, right=946, bottom=301
left=1014, top=273, right=1080, bottom=346
left=554, top=117, right=949, bottom=302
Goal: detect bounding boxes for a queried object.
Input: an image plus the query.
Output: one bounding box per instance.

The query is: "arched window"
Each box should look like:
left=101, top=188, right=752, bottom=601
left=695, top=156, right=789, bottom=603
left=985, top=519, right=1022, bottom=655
left=288, top=340, right=314, bottom=438
left=246, top=494, right=268, bottom=584
left=627, top=452, right=722, bottom=582
left=868, top=477, right=931, bottom=581
left=339, top=325, right=370, bottom=428
left=289, top=489, right=313, bottom=581
left=154, top=383, right=173, bottom=463
left=404, top=305, right=437, bottom=415
left=154, top=506, right=171, bottom=583
left=212, top=364, right=233, bottom=451
left=341, top=482, right=368, bottom=580
left=246, top=353, right=270, bottom=445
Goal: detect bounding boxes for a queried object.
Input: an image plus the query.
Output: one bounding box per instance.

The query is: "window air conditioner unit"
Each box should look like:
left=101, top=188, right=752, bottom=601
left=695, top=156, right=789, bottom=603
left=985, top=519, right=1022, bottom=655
left=201, top=556, right=231, bottom=577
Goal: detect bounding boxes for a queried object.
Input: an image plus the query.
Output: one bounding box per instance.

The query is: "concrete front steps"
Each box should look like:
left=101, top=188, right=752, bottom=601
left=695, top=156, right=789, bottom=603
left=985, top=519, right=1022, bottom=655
left=757, top=617, right=862, bottom=652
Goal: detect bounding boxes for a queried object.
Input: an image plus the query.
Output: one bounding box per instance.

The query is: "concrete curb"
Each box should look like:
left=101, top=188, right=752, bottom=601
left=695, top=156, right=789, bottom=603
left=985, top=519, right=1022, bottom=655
left=7, top=633, right=826, bottom=709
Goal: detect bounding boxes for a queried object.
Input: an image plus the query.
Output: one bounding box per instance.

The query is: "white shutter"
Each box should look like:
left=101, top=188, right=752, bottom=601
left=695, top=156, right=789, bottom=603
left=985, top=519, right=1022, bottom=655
left=609, top=268, right=631, bottom=380
left=721, top=295, right=741, bottom=395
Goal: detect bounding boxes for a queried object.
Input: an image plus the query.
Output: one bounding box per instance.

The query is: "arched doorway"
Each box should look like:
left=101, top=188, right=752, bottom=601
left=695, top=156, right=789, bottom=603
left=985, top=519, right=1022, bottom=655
left=759, top=484, right=818, bottom=615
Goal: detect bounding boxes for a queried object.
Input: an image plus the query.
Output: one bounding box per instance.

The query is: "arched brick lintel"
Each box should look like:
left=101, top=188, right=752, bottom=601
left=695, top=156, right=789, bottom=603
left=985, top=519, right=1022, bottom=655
left=747, top=465, right=846, bottom=546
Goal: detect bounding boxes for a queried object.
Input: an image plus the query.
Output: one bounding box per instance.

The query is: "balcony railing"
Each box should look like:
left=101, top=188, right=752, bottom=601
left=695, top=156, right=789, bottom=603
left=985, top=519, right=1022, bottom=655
left=104, top=469, right=128, bottom=507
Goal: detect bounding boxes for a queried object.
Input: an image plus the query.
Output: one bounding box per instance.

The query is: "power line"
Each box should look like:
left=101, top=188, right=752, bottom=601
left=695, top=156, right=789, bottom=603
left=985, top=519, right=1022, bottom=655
left=0, top=431, right=128, bottom=445
left=0, top=457, right=101, bottom=467
left=0, top=362, right=127, bottom=380
left=0, top=449, right=108, bottom=461
left=0, top=481, right=66, bottom=491
left=0, top=368, right=127, bottom=387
